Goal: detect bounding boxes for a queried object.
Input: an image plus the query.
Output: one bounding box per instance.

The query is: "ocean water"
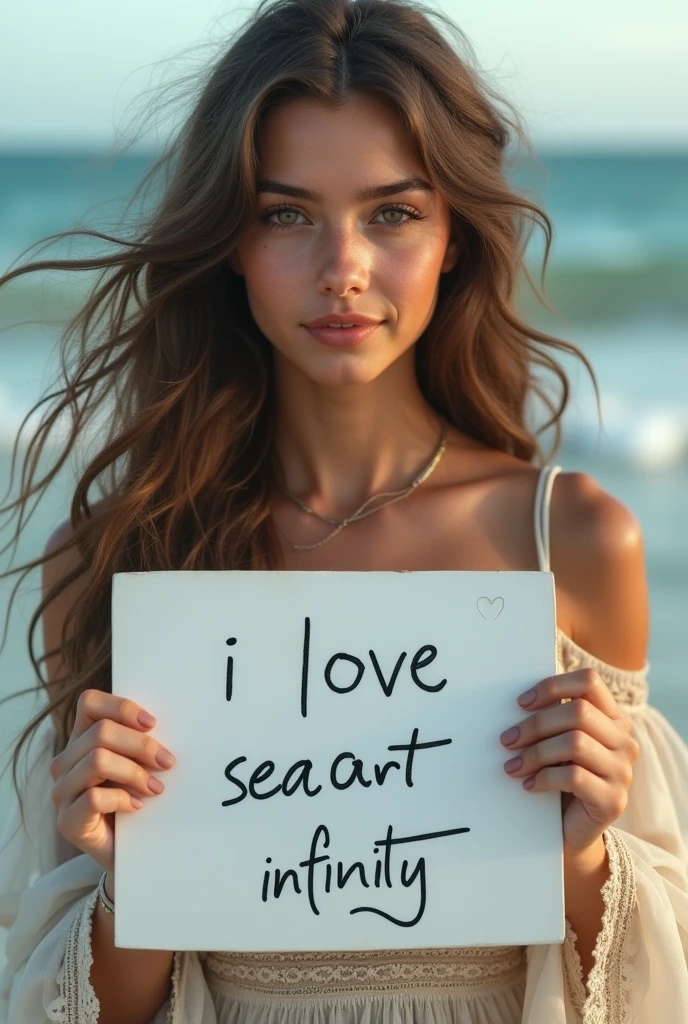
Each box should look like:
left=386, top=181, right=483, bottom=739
left=0, top=150, right=687, bottom=801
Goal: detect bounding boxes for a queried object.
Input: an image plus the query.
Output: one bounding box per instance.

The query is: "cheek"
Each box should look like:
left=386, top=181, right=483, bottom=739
left=241, top=246, right=298, bottom=310
left=408, top=241, right=447, bottom=285
left=381, top=243, right=446, bottom=311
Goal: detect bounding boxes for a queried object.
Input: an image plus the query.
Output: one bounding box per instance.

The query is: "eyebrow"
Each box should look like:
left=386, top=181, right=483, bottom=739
left=255, top=176, right=435, bottom=203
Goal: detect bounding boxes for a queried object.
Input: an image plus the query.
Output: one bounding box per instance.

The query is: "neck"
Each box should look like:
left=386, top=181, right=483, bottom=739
left=273, top=352, right=442, bottom=514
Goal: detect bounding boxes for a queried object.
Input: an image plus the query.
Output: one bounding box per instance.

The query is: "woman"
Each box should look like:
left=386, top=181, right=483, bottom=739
left=1, top=0, right=687, bottom=1021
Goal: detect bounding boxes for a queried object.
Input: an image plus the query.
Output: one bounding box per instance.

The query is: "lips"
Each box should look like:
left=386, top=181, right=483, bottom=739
left=304, top=322, right=383, bottom=347
left=305, top=313, right=382, bottom=328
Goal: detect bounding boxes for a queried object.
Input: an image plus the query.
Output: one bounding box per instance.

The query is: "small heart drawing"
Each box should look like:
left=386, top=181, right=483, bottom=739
left=477, top=596, right=504, bottom=620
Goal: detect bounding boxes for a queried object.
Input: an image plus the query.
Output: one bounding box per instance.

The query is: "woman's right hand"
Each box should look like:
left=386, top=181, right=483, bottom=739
left=49, top=689, right=176, bottom=875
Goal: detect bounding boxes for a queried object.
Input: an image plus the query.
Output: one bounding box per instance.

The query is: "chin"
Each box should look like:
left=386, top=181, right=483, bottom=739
left=301, top=355, right=387, bottom=388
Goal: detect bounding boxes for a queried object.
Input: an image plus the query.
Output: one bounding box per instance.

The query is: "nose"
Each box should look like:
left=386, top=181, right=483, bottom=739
left=315, top=224, right=370, bottom=297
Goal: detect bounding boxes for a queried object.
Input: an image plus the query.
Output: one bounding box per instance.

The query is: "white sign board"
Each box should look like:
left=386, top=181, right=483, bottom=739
left=112, top=570, right=564, bottom=951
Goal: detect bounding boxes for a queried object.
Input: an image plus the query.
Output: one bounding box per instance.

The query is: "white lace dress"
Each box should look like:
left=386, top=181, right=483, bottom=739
left=2, top=629, right=688, bottom=1024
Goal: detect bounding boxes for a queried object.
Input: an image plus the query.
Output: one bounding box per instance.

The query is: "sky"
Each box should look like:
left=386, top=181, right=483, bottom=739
left=1, top=0, right=687, bottom=151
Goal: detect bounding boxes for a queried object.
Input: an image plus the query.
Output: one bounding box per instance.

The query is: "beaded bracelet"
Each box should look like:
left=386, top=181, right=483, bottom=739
left=97, top=871, right=115, bottom=914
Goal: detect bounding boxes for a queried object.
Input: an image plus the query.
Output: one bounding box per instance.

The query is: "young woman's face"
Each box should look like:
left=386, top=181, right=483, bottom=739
left=230, top=92, right=459, bottom=387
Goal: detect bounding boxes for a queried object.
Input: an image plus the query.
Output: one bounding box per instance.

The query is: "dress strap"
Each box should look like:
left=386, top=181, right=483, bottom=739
left=534, top=464, right=563, bottom=572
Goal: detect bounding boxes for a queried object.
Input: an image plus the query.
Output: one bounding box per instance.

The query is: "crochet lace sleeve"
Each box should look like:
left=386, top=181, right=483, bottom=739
left=562, top=827, right=637, bottom=1024
left=44, top=888, right=185, bottom=1024
left=43, top=888, right=100, bottom=1023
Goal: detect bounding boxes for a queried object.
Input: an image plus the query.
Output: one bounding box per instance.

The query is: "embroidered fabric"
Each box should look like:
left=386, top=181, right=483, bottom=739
left=561, top=827, right=637, bottom=1024
left=167, top=950, right=184, bottom=1024
left=202, top=945, right=527, bottom=1000
left=562, top=918, right=586, bottom=1016
left=557, top=631, right=649, bottom=711
left=46, top=888, right=100, bottom=1024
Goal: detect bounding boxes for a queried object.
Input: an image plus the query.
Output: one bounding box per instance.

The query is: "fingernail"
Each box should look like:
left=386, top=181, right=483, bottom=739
left=148, top=777, right=165, bottom=794
left=504, top=756, right=522, bottom=774
left=500, top=726, right=519, bottom=745
left=131, top=797, right=143, bottom=809
left=137, top=711, right=156, bottom=728
left=518, top=689, right=536, bottom=707
left=523, top=775, right=536, bottom=790
left=156, top=748, right=175, bottom=769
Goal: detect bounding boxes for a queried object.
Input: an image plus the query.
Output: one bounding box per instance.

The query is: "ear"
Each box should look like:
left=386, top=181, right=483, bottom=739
left=440, top=213, right=463, bottom=273
left=441, top=236, right=460, bottom=274
left=229, top=250, right=244, bottom=275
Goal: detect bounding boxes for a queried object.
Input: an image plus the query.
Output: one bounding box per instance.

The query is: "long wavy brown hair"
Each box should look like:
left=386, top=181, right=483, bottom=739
left=0, top=0, right=597, bottom=813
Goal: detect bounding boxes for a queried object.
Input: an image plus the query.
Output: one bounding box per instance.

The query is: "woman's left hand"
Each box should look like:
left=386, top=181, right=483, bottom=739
left=500, top=668, right=640, bottom=852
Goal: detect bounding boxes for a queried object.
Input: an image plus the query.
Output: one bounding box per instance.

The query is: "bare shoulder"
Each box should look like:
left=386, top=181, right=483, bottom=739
left=43, top=495, right=113, bottom=579
left=42, top=517, right=89, bottom=612
left=550, top=471, right=649, bottom=670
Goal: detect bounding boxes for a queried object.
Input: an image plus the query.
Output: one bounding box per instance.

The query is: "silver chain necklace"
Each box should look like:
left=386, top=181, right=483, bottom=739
left=282, top=423, right=448, bottom=551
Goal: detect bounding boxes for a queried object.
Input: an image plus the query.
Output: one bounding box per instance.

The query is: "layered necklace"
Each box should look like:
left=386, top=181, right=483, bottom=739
left=282, top=421, right=448, bottom=551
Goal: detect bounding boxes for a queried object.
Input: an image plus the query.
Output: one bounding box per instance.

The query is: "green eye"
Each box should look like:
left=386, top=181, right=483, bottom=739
left=259, top=203, right=425, bottom=231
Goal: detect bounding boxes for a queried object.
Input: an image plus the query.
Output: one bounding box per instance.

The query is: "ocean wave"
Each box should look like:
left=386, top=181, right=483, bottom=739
left=561, top=393, right=688, bottom=470
left=525, top=214, right=686, bottom=270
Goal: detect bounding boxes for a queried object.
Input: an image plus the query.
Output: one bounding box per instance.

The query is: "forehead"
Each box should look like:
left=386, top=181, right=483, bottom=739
left=256, top=93, right=423, bottom=184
